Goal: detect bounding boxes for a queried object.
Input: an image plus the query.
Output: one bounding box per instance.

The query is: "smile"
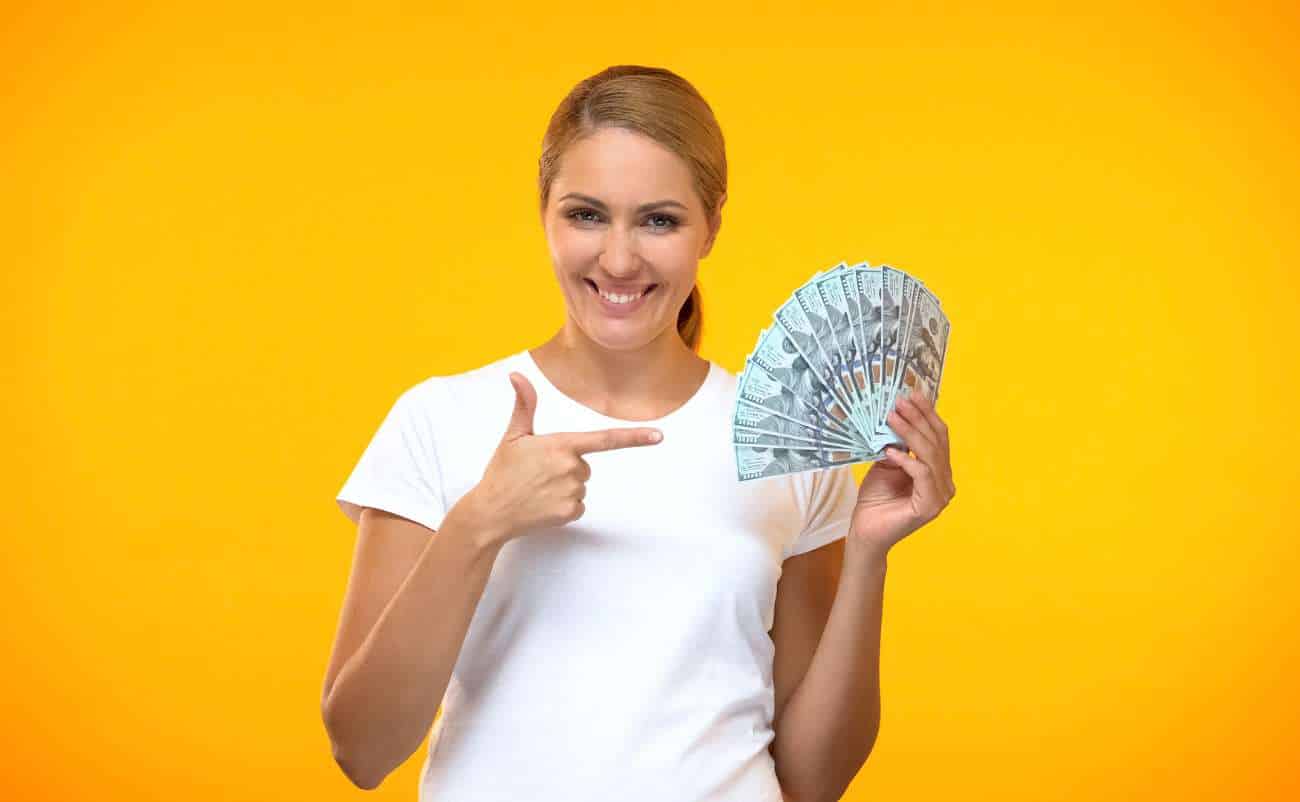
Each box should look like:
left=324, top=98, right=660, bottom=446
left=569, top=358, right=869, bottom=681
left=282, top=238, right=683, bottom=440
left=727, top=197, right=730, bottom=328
left=584, top=278, right=657, bottom=310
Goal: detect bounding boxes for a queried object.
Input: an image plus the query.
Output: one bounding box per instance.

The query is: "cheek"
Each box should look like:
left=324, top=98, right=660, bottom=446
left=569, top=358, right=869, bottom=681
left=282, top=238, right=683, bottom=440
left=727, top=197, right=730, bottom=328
left=549, top=226, right=599, bottom=269
left=640, top=235, right=698, bottom=283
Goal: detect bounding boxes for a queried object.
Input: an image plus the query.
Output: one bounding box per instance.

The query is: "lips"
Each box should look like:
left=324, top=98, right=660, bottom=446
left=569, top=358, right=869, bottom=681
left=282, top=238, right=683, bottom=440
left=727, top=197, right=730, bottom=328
left=583, top=278, right=657, bottom=305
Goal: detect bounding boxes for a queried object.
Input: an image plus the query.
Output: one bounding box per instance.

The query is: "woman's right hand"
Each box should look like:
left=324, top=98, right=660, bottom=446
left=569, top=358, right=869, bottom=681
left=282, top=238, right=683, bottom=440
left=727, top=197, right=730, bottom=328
left=458, top=371, right=663, bottom=546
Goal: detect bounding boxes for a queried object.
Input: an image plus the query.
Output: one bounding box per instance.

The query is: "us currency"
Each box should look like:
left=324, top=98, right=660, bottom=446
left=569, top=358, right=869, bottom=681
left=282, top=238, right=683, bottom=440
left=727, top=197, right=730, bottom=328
left=733, top=426, right=872, bottom=452
left=837, top=263, right=876, bottom=427
left=769, top=307, right=865, bottom=442
left=894, top=281, right=950, bottom=408
left=874, top=266, right=908, bottom=448
left=742, top=335, right=863, bottom=444
left=792, top=268, right=863, bottom=431
left=733, top=398, right=861, bottom=448
left=816, top=268, right=873, bottom=435
left=851, top=265, right=884, bottom=427
left=735, top=443, right=869, bottom=482
left=884, top=273, right=923, bottom=437
left=786, top=271, right=870, bottom=434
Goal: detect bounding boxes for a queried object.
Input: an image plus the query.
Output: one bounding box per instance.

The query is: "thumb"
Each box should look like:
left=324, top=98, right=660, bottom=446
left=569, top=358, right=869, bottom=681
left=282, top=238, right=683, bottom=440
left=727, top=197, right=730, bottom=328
left=503, top=371, right=537, bottom=440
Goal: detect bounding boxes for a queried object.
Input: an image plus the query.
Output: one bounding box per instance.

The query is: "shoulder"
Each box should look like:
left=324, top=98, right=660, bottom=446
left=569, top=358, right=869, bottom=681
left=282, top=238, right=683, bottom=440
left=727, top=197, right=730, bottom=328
left=387, top=352, right=529, bottom=461
left=400, top=350, right=528, bottom=412
left=699, top=358, right=740, bottom=421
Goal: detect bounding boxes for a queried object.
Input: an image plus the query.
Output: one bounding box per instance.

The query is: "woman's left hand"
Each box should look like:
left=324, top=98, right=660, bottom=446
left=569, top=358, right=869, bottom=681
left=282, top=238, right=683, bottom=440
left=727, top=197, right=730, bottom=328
left=849, top=391, right=956, bottom=558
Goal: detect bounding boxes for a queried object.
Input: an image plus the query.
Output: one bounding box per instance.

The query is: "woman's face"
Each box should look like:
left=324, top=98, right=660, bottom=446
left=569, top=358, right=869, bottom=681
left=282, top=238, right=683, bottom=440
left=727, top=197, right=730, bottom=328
left=542, top=126, right=722, bottom=352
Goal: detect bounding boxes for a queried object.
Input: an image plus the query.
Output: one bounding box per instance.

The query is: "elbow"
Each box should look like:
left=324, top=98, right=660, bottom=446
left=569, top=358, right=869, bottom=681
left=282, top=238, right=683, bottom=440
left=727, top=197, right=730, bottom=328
left=780, top=733, right=882, bottom=802
left=333, top=748, right=385, bottom=791
left=827, top=733, right=883, bottom=802
left=322, top=705, right=387, bottom=791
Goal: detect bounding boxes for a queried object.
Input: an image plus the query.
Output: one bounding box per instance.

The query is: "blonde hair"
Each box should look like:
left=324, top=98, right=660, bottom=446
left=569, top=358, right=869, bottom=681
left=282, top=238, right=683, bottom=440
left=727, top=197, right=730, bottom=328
left=538, top=65, right=727, bottom=352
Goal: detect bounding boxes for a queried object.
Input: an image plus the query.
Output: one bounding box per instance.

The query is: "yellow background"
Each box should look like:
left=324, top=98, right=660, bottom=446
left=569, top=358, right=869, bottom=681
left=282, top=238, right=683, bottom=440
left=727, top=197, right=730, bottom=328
left=5, top=2, right=1298, bottom=800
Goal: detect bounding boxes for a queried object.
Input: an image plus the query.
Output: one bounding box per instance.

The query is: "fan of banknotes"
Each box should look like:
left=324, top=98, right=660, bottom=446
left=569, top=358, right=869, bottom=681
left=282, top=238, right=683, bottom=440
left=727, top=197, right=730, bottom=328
left=733, top=261, right=950, bottom=481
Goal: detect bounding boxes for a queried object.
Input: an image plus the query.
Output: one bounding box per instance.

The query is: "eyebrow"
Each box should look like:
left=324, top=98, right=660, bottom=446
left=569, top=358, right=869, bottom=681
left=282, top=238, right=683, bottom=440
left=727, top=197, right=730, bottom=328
left=558, top=193, right=688, bottom=213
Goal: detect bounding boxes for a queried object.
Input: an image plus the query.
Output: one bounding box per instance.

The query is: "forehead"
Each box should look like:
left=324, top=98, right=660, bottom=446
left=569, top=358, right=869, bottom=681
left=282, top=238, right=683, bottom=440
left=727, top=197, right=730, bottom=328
left=552, top=127, right=698, bottom=209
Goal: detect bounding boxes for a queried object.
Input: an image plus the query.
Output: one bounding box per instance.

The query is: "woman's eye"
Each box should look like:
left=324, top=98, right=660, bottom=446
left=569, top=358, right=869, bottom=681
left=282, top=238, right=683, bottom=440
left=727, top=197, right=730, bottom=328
left=565, top=208, right=679, bottom=231
left=646, top=213, right=679, bottom=231
left=568, top=208, right=601, bottom=224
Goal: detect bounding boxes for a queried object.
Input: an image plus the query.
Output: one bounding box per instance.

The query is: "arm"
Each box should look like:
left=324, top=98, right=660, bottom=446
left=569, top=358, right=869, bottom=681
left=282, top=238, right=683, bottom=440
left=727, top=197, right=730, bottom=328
left=770, top=535, right=887, bottom=802
left=772, top=391, right=953, bottom=801
left=320, top=494, right=505, bottom=790
left=321, top=369, right=660, bottom=789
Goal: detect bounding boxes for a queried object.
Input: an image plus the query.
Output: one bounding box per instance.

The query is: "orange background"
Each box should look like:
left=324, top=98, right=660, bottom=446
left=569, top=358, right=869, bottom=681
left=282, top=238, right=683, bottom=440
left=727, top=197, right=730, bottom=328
left=4, top=2, right=1298, bottom=800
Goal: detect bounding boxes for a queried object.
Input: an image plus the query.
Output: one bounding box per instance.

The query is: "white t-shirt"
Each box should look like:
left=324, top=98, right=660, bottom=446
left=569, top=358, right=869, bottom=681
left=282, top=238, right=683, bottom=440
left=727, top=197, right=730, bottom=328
left=335, top=348, right=857, bottom=802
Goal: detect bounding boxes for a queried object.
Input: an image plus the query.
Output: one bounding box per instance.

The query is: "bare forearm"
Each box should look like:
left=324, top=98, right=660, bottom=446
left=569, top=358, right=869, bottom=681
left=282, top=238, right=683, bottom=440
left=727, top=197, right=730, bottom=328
left=322, top=498, right=505, bottom=789
left=773, top=537, right=887, bottom=802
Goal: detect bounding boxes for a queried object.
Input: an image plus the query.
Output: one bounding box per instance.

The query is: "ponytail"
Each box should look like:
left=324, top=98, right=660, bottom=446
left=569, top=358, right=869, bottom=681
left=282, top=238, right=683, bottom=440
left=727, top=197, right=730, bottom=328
left=677, top=283, right=703, bottom=352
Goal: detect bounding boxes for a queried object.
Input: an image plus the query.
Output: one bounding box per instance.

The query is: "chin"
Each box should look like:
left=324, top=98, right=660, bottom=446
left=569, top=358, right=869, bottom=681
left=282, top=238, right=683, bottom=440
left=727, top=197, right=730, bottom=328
left=581, top=323, right=665, bottom=352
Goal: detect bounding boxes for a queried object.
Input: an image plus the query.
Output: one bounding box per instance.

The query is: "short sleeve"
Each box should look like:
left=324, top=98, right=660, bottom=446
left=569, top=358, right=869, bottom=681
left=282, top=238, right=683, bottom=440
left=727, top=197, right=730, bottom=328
left=335, top=386, right=447, bottom=533
left=783, top=465, right=857, bottom=560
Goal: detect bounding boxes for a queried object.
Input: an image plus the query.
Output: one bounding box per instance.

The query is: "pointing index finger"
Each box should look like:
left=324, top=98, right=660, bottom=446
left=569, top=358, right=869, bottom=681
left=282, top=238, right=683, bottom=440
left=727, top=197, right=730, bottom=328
left=558, top=427, right=664, bottom=454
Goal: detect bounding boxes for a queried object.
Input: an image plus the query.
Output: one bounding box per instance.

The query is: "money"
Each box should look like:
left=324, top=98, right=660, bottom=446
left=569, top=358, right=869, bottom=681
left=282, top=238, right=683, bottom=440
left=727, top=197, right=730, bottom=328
left=735, top=443, right=871, bottom=482
left=743, top=328, right=864, bottom=445
left=734, top=399, right=862, bottom=448
left=894, top=282, right=951, bottom=407
left=734, top=261, right=950, bottom=480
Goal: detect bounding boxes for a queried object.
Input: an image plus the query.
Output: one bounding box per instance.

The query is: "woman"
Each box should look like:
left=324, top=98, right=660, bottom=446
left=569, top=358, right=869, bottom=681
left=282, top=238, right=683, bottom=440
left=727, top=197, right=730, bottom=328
left=322, top=65, right=955, bottom=802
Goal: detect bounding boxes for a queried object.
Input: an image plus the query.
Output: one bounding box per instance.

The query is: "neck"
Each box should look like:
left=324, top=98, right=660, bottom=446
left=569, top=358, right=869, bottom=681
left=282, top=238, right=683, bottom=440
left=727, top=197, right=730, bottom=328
left=530, top=319, right=709, bottom=420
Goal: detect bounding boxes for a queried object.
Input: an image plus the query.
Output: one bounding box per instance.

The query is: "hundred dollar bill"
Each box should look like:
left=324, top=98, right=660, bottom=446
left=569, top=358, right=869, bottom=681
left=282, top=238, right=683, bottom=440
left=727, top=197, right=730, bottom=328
left=893, top=280, right=950, bottom=409
left=776, top=282, right=866, bottom=435
left=877, top=271, right=934, bottom=448
left=738, top=344, right=862, bottom=443
left=816, top=267, right=872, bottom=435
left=838, top=263, right=875, bottom=427
left=751, top=321, right=864, bottom=443
left=874, top=266, right=908, bottom=448
left=734, top=399, right=861, bottom=448
left=733, top=425, right=873, bottom=453
left=735, top=443, right=868, bottom=482
left=851, top=264, right=884, bottom=427
left=789, top=267, right=870, bottom=434
left=893, top=276, right=925, bottom=405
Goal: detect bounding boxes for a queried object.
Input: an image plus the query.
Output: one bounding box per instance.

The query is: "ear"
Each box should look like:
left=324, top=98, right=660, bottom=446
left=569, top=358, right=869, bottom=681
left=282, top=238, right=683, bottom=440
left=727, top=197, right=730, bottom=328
left=699, top=192, right=727, bottom=259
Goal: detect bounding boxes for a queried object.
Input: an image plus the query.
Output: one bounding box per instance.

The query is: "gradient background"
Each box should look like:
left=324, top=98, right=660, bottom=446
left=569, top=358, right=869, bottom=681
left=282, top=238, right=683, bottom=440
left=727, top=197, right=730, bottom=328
left=4, top=2, right=1298, bottom=800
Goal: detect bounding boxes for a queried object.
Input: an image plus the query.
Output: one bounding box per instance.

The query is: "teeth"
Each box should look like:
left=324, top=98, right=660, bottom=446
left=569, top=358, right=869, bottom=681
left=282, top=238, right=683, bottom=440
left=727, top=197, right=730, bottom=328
left=596, top=286, right=646, bottom=304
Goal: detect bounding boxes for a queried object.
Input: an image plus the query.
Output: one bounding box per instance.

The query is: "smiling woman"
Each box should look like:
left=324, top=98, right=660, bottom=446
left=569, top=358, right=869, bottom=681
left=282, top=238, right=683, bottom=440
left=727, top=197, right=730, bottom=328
left=324, top=65, right=866, bottom=802
left=537, top=66, right=727, bottom=356
left=537, top=123, right=720, bottom=357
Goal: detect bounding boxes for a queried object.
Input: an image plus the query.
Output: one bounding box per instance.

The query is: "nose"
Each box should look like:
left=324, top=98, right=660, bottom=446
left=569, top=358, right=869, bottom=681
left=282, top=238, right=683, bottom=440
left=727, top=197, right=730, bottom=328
left=597, top=225, right=641, bottom=279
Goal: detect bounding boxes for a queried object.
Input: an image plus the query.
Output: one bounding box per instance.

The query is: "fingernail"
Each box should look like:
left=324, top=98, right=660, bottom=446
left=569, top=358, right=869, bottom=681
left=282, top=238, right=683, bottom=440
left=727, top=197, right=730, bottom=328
left=649, top=431, right=663, bottom=443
